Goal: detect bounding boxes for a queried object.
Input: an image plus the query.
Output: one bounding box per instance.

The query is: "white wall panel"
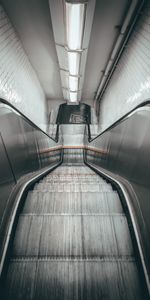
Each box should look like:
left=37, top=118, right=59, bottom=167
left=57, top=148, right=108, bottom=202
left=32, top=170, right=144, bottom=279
left=47, top=99, right=65, bottom=124
left=99, top=1, right=150, bottom=132
left=0, top=5, right=47, bottom=131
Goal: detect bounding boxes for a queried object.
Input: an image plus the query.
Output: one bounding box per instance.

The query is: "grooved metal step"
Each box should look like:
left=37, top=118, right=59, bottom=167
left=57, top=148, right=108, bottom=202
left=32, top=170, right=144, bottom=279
left=3, top=164, right=145, bottom=300
left=34, top=182, right=113, bottom=192
left=12, top=215, right=133, bottom=257
left=23, top=191, right=122, bottom=214
left=5, top=260, right=143, bottom=300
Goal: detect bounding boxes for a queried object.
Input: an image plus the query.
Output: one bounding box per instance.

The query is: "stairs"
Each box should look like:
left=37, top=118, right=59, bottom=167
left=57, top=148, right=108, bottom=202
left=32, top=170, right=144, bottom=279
left=4, top=164, right=145, bottom=299
left=61, top=125, right=85, bottom=146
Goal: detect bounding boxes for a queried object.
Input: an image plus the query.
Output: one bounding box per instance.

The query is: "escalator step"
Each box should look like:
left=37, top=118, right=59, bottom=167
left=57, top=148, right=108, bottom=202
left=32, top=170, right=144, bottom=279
left=5, top=259, right=143, bottom=300
left=3, top=165, right=146, bottom=300
left=23, top=191, right=122, bottom=214
left=12, top=215, right=133, bottom=257
left=34, top=182, right=113, bottom=192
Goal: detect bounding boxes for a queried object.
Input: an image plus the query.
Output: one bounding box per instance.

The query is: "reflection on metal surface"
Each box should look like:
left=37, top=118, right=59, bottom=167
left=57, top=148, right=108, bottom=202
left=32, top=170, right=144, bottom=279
left=0, top=101, right=62, bottom=264
left=85, top=105, right=150, bottom=281
left=0, top=134, right=15, bottom=225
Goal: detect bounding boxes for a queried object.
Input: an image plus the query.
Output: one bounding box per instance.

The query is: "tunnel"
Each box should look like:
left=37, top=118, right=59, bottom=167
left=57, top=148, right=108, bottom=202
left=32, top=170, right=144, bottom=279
left=0, top=0, right=150, bottom=299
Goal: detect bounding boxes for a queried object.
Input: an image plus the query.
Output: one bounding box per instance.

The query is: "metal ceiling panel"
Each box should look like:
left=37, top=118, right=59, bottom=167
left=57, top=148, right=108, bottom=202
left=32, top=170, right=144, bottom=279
left=48, top=0, right=65, bottom=45
left=56, top=45, right=68, bottom=71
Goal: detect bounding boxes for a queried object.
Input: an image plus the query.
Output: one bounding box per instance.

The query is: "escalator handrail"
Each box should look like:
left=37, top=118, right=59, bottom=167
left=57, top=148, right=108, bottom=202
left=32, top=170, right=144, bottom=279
left=2, top=97, right=150, bottom=144
left=87, top=99, right=150, bottom=142
left=0, top=98, right=60, bottom=143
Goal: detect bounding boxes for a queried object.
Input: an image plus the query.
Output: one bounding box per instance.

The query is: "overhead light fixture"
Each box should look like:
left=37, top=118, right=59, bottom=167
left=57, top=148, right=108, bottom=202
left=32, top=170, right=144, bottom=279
left=49, top=0, right=95, bottom=104
left=66, top=2, right=85, bottom=50
left=68, top=52, right=80, bottom=76
left=70, top=91, right=78, bottom=102
left=69, top=76, right=78, bottom=91
left=65, top=1, right=86, bottom=103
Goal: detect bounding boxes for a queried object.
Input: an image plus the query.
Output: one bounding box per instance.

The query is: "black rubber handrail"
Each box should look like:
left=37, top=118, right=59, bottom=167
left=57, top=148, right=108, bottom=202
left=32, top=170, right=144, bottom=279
left=2, top=97, right=150, bottom=145
left=0, top=98, right=60, bottom=143
left=87, top=99, right=150, bottom=142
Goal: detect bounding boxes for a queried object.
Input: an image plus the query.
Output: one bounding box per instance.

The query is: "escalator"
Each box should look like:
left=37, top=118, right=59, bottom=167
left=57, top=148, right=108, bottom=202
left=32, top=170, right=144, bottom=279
left=2, top=163, right=147, bottom=299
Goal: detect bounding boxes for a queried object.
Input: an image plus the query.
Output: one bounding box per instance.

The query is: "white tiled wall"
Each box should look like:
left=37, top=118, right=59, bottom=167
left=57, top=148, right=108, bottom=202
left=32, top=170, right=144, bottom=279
left=0, top=5, right=47, bottom=131
left=48, top=99, right=65, bottom=124
left=99, top=1, right=150, bottom=132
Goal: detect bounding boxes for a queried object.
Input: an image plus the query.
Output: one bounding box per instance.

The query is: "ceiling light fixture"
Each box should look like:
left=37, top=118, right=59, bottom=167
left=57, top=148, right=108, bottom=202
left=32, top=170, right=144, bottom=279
left=68, top=52, right=80, bottom=76
left=65, top=1, right=86, bottom=102
left=70, top=91, right=78, bottom=102
left=49, top=0, right=96, bottom=104
left=66, top=2, right=85, bottom=50
left=69, top=76, right=78, bottom=91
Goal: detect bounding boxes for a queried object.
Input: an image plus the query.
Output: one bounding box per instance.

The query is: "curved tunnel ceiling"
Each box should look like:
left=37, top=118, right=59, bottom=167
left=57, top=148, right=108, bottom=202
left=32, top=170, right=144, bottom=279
left=1, top=0, right=131, bottom=106
left=1, top=0, right=63, bottom=100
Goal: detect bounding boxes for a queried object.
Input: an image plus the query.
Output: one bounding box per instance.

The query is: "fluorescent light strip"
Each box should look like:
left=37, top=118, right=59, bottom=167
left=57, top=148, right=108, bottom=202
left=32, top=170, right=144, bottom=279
left=66, top=3, right=85, bottom=50
left=69, top=76, right=78, bottom=92
left=68, top=52, right=80, bottom=76
left=70, top=92, right=78, bottom=102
